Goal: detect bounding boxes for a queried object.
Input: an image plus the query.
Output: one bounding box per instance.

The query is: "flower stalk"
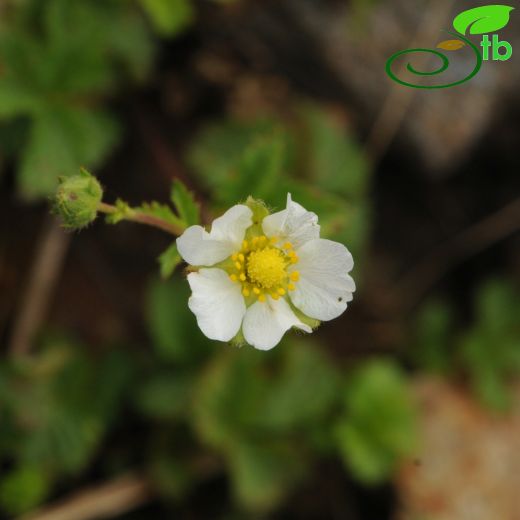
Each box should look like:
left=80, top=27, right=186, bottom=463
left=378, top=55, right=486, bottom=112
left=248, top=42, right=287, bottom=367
left=97, top=202, right=185, bottom=236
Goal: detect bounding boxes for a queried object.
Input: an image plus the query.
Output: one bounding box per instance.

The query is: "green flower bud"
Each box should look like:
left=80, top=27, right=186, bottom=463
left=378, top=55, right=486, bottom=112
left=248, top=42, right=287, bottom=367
left=53, top=169, right=103, bottom=229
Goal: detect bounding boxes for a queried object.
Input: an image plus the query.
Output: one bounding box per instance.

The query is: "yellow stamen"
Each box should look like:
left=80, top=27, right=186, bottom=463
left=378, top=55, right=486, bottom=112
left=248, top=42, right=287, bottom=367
left=226, top=234, right=302, bottom=302
left=247, top=247, right=286, bottom=289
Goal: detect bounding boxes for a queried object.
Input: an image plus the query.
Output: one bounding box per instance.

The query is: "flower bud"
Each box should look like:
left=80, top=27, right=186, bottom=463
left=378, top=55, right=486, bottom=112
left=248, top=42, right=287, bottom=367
left=53, top=169, right=102, bottom=229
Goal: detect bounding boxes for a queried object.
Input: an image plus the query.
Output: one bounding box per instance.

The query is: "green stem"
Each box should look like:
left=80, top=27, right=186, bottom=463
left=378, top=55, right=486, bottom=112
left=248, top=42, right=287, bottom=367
left=98, top=202, right=185, bottom=236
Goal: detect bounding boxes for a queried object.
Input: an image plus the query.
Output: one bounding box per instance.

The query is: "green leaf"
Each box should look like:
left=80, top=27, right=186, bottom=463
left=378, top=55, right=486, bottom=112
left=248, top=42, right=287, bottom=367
left=228, top=441, right=305, bottom=511
left=146, top=277, right=210, bottom=363
left=158, top=242, right=182, bottom=280
left=453, top=5, right=514, bottom=35
left=170, top=180, right=200, bottom=227
left=106, top=198, right=132, bottom=225
left=458, top=279, right=520, bottom=411
left=0, top=466, right=50, bottom=515
left=300, top=105, right=370, bottom=199
left=19, top=113, right=77, bottom=199
left=7, top=344, right=132, bottom=476
left=137, top=201, right=184, bottom=230
left=231, top=135, right=286, bottom=203
left=414, top=301, right=453, bottom=373
left=187, top=118, right=291, bottom=206
left=135, top=372, right=192, bottom=419
left=336, top=361, right=417, bottom=484
left=58, top=108, right=120, bottom=167
left=139, top=0, right=194, bottom=37
left=0, top=82, right=41, bottom=119
left=259, top=343, right=339, bottom=433
left=40, top=0, right=153, bottom=90
left=18, top=108, right=119, bottom=199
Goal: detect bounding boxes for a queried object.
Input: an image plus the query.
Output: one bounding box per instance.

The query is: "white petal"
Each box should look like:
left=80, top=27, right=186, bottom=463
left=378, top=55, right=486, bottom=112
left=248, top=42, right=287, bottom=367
left=290, top=239, right=355, bottom=321
left=242, top=297, right=312, bottom=351
left=209, top=204, right=253, bottom=246
left=262, top=193, right=320, bottom=248
left=177, top=205, right=252, bottom=266
left=187, top=269, right=246, bottom=342
left=177, top=226, right=236, bottom=266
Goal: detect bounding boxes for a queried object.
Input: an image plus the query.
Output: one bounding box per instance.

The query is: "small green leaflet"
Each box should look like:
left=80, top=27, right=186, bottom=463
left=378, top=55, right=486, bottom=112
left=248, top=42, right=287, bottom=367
left=138, top=0, right=194, bottom=37
left=170, top=180, right=200, bottom=227
left=158, top=242, right=182, bottom=279
left=453, top=5, right=514, bottom=35
left=138, top=201, right=184, bottom=229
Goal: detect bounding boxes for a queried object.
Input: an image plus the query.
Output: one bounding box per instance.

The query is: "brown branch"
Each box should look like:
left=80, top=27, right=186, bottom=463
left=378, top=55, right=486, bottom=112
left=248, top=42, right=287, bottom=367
left=8, top=215, right=70, bottom=357
left=397, top=197, right=520, bottom=310
left=21, top=474, right=152, bottom=520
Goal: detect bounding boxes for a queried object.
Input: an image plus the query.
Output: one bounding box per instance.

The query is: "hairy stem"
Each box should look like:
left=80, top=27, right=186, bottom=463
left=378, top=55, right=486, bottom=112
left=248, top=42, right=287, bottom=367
left=98, top=202, right=185, bottom=236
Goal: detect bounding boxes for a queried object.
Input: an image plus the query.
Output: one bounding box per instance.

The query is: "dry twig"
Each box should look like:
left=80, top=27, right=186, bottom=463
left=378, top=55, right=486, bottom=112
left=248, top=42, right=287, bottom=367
left=398, top=196, right=520, bottom=309
left=21, top=474, right=152, bottom=520
left=8, top=215, right=70, bottom=357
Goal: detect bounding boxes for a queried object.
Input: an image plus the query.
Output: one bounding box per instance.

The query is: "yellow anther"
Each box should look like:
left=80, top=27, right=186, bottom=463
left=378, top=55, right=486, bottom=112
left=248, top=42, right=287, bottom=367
left=231, top=253, right=238, bottom=261
left=290, top=271, right=300, bottom=282
left=253, top=287, right=261, bottom=295
left=271, top=293, right=280, bottom=300
left=277, top=288, right=286, bottom=296
left=288, top=283, right=296, bottom=291
left=242, top=288, right=250, bottom=297
left=283, top=242, right=293, bottom=250
left=238, top=253, right=245, bottom=262
left=229, top=274, right=238, bottom=282
left=235, top=261, right=242, bottom=270
left=270, top=236, right=278, bottom=244
left=290, top=256, right=299, bottom=264
left=258, top=293, right=266, bottom=302
left=239, top=273, right=246, bottom=282
left=242, top=240, right=249, bottom=250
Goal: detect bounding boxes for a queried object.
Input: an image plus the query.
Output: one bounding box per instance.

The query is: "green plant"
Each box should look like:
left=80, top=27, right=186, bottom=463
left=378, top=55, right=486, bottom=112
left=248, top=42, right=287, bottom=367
left=335, top=361, right=417, bottom=484
left=414, top=279, right=520, bottom=410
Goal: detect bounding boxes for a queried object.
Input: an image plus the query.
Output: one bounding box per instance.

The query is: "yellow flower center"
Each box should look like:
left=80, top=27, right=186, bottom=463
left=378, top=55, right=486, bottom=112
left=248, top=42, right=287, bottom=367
left=247, top=248, right=286, bottom=289
left=228, top=235, right=299, bottom=303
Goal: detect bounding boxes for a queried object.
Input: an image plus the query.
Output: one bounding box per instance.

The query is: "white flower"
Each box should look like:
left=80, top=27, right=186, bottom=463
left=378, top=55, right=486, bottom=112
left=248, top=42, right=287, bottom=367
left=176, top=194, right=356, bottom=350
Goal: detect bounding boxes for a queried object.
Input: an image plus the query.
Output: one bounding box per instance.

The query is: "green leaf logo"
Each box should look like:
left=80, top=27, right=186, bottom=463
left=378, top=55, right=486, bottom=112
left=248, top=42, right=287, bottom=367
left=453, top=5, right=514, bottom=35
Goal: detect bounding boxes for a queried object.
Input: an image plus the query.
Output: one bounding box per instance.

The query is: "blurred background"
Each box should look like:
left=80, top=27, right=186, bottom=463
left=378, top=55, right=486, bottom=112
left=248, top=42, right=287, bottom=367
left=0, top=0, right=519, bottom=518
